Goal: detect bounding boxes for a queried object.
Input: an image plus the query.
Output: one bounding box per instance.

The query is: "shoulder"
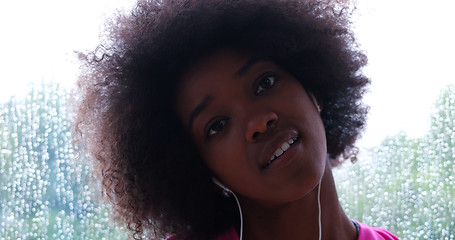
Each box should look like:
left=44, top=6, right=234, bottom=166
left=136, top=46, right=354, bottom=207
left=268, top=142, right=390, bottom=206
left=164, top=226, right=239, bottom=240
left=356, top=221, right=400, bottom=240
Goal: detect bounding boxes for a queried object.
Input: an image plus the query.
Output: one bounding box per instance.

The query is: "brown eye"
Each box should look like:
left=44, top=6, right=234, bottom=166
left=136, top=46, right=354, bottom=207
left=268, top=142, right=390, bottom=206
left=255, top=75, right=276, bottom=95
left=207, top=119, right=228, bottom=137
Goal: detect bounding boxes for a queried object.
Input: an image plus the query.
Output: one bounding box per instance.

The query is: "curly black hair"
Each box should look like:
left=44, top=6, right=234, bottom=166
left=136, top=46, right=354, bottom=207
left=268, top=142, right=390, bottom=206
left=74, top=0, right=369, bottom=239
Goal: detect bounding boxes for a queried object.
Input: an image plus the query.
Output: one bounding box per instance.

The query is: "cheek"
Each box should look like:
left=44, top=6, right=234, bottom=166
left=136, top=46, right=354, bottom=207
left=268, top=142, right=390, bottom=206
left=198, top=138, right=261, bottom=195
left=199, top=138, right=245, bottom=178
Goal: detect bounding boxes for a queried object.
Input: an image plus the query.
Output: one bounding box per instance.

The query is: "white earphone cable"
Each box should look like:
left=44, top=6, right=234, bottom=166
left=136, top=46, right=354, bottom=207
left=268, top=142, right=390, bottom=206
left=231, top=192, right=243, bottom=240
left=317, top=182, right=322, bottom=240
left=230, top=182, right=321, bottom=240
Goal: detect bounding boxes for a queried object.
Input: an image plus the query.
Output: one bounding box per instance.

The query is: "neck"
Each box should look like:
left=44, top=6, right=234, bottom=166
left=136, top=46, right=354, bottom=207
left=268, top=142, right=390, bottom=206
left=239, top=160, right=356, bottom=240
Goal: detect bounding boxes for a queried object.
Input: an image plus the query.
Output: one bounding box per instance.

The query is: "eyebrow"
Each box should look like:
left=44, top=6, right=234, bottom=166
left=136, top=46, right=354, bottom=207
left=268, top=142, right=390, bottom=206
left=235, top=57, right=269, bottom=78
left=188, top=95, right=213, bottom=131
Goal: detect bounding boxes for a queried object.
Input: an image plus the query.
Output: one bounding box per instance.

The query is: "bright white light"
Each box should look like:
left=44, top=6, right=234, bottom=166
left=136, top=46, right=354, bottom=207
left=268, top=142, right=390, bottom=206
left=353, top=0, right=455, bottom=147
left=0, top=0, right=135, bottom=101
left=0, top=0, right=453, bottom=148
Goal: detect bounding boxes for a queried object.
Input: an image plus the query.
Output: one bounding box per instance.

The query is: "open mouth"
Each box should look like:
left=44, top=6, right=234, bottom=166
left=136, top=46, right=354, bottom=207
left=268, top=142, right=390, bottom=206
left=265, top=137, right=298, bottom=168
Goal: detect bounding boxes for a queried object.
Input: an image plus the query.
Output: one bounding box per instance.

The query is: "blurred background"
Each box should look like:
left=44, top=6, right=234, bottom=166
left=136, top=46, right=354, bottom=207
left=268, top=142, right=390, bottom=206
left=1, top=0, right=454, bottom=239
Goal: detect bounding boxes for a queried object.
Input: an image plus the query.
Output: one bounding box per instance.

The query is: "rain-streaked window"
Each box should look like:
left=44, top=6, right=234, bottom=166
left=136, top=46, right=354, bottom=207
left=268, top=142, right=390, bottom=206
left=1, top=0, right=454, bottom=239
left=335, top=85, right=455, bottom=239
left=1, top=83, right=454, bottom=239
left=0, top=84, right=128, bottom=239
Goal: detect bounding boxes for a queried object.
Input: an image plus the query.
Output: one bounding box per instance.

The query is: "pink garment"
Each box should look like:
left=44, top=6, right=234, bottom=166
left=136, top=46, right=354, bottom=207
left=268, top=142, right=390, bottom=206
left=164, top=227, right=237, bottom=240
left=165, top=221, right=400, bottom=240
left=357, top=221, right=400, bottom=240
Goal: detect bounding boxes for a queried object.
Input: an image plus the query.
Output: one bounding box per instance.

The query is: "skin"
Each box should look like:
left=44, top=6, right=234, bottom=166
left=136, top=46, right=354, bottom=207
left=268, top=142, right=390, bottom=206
left=176, top=49, right=357, bottom=240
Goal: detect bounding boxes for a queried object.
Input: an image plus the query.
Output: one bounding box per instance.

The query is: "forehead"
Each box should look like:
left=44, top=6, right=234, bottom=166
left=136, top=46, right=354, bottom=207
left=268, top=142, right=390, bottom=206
left=177, top=49, right=277, bottom=98
left=175, top=49, right=249, bottom=119
left=181, top=49, right=249, bottom=85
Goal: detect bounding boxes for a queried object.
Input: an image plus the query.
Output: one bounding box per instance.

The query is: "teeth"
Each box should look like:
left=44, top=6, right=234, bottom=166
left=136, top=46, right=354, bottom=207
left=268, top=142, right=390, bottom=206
left=266, top=137, right=298, bottom=166
left=274, top=148, right=284, bottom=158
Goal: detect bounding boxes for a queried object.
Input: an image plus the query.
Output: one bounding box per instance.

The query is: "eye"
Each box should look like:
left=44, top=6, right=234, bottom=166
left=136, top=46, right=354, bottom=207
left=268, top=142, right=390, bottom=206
left=206, top=118, right=228, bottom=137
left=255, top=74, right=277, bottom=95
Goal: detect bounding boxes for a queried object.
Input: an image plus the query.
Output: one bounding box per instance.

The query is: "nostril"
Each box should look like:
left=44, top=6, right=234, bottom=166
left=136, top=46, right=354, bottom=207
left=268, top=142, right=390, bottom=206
left=247, top=113, right=277, bottom=142
left=252, top=132, right=259, bottom=139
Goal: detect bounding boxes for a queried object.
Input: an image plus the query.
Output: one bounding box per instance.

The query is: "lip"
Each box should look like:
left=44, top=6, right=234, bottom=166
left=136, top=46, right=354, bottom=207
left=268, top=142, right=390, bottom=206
left=260, top=130, right=300, bottom=170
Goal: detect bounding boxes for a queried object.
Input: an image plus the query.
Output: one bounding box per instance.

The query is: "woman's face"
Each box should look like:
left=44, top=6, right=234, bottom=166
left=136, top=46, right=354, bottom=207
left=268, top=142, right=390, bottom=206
left=176, top=49, right=327, bottom=205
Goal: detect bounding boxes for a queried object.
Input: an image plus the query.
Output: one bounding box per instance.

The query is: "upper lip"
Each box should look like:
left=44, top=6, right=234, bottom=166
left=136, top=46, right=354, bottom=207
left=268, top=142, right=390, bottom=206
left=260, top=129, right=299, bottom=169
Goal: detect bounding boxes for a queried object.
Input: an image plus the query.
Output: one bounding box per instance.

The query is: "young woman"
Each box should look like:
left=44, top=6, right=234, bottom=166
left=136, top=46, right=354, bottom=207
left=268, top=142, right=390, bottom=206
left=75, top=0, right=399, bottom=239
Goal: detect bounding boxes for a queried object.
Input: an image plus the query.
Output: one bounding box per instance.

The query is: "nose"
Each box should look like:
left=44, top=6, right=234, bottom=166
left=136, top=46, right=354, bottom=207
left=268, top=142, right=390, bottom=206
left=245, top=110, right=278, bottom=142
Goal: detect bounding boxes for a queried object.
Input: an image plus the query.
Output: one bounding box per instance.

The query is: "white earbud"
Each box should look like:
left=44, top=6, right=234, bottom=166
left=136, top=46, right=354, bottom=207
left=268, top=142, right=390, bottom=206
left=212, top=177, right=233, bottom=196
left=211, top=177, right=243, bottom=240
left=308, top=92, right=321, bottom=112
